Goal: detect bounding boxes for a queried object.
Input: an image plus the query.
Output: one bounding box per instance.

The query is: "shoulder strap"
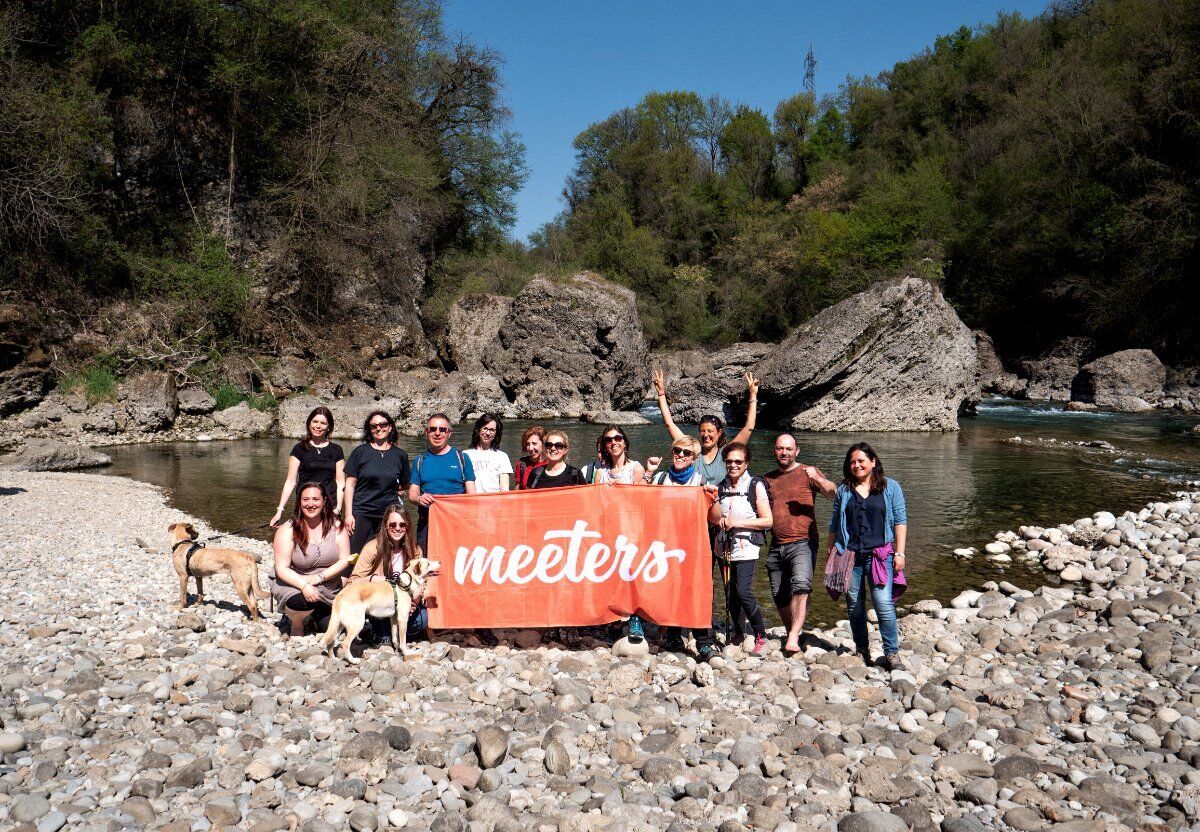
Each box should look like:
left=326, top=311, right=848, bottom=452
left=749, top=476, right=768, bottom=517
left=415, top=452, right=424, bottom=482
left=529, top=467, right=544, bottom=489
left=456, top=448, right=466, bottom=485
left=652, top=470, right=669, bottom=485
left=582, top=462, right=597, bottom=483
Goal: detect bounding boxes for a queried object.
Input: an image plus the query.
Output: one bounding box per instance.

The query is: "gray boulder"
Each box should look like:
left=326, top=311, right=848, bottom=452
left=754, top=277, right=978, bottom=431
left=1072, top=348, right=1165, bottom=412
left=119, top=371, right=178, bottom=430
left=177, top=386, right=217, bottom=415
left=484, top=272, right=649, bottom=417
left=974, top=331, right=1023, bottom=397
left=653, top=343, right=772, bottom=423
left=266, top=355, right=314, bottom=392
left=0, top=365, right=54, bottom=416
left=211, top=402, right=275, bottom=436
left=1018, top=337, right=1093, bottom=401
left=1165, top=365, right=1200, bottom=412
left=5, top=440, right=111, bottom=472
left=443, top=294, right=514, bottom=373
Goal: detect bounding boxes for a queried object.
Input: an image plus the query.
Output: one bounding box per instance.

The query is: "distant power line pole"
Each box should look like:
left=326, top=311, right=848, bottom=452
left=803, top=43, right=817, bottom=96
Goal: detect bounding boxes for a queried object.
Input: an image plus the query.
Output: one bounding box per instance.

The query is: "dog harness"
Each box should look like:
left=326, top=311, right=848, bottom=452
left=172, top=538, right=206, bottom=577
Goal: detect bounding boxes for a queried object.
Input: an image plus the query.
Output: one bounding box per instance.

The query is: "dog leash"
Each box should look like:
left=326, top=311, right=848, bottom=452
left=204, top=522, right=274, bottom=543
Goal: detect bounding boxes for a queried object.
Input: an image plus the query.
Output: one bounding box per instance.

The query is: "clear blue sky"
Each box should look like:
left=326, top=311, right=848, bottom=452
left=441, top=0, right=1050, bottom=242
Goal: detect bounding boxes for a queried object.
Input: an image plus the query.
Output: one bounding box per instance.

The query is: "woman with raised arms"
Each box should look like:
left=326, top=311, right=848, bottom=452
left=651, top=368, right=759, bottom=486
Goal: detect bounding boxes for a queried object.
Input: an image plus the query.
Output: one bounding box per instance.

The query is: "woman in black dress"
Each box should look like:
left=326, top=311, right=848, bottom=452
left=270, top=406, right=345, bottom=527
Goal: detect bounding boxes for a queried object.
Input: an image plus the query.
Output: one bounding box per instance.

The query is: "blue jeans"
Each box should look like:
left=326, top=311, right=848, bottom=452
left=846, top=551, right=898, bottom=656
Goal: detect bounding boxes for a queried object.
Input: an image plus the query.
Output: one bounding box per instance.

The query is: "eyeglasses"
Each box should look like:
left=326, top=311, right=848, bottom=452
left=480, top=427, right=497, bottom=434
left=545, top=442, right=567, bottom=451
left=604, top=435, right=624, bottom=444
left=370, top=422, right=391, bottom=430
left=671, top=448, right=696, bottom=458
left=725, top=458, right=747, bottom=466
left=386, top=522, right=408, bottom=530
left=426, top=426, right=450, bottom=434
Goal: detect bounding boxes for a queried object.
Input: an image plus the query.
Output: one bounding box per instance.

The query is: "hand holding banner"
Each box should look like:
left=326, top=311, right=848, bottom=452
left=425, top=484, right=711, bottom=629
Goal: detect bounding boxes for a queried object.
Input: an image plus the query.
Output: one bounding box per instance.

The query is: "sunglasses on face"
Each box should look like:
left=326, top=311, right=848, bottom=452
left=604, top=435, right=624, bottom=444
left=370, top=422, right=391, bottom=430
left=426, top=426, right=450, bottom=434
left=546, top=442, right=566, bottom=451
left=386, top=522, right=408, bottom=530
left=671, top=448, right=695, bottom=458
left=726, top=458, right=747, bottom=466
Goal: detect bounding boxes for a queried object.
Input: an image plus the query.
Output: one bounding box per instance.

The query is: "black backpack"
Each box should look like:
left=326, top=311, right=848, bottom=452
left=716, top=475, right=770, bottom=547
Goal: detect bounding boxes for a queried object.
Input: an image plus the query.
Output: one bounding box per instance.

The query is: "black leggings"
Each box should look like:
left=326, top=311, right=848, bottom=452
left=284, top=594, right=331, bottom=619
left=728, top=560, right=766, bottom=638
left=350, top=514, right=382, bottom=555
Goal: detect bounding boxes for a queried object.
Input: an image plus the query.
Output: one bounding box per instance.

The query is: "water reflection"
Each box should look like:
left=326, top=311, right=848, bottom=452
left=104, top=400, right=1198, bottom=626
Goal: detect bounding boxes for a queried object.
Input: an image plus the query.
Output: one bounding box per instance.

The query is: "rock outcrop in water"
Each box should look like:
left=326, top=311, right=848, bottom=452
left=651, top=343, right=772, bottom=423
left=1072, top=348, right=1166, bottom=412
left=755, top=277, right=979, bottom=431
left=6, top=471, right=1200, bottom=830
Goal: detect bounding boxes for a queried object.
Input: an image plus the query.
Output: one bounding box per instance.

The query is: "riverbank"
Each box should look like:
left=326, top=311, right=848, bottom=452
left=1, top=471, right=1198, bottom=831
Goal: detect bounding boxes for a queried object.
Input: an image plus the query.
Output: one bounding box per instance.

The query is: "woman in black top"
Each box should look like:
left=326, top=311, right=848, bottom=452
left=270, top=406, right=345, bottom=527
left=528, top=430, right=587, bottom=488
left=344, top=410, right=411, bottom=555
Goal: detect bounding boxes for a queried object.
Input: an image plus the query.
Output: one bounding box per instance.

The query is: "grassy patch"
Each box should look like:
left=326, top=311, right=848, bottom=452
left=59, top=364, right=119, bottom=403
left=211, top=383, right=244, bottom=410
left=247, top=392, right=278, bottom=412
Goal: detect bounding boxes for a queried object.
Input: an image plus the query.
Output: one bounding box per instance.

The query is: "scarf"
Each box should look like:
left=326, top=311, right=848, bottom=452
left=667, top=462, right=697, bottom=485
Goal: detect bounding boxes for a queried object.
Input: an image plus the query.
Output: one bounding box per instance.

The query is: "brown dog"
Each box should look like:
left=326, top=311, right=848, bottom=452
left=320, top=557, right=440, bottom=663
left=168, top=522, right=271, bottom=620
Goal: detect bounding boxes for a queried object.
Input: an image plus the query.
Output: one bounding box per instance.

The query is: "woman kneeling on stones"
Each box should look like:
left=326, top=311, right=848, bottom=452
left=272, top=482, right=352, bottom=636
left=347, top=503, right=428, bottom=645
left=827, top=442, right=908, bottom=672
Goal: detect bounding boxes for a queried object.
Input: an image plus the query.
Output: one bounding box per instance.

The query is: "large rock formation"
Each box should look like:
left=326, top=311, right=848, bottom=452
left=974, top=331, right=1024, bottom=397
left=1072, top=349, right=1166, bottom=412
left=1018, top=337, right=1094, bottom=401
left=652, top=343, right=772, bottom=423
left=754, top=277, right=978, bottom=431
left=446, top=273, right=649, bottom=418
left=118, top=371, right=178, bottom=430
left=442, top=294, right=514, bottom=373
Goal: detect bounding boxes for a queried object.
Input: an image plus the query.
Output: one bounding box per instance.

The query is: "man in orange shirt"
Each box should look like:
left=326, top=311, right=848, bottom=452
left=764, top=433, right=837, bottom=654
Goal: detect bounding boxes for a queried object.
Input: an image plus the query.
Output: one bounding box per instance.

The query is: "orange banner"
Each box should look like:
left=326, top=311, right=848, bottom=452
left=424, top=484, right=712, bottom=629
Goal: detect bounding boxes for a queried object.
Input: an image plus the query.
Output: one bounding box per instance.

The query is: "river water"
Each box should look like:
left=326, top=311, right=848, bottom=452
left=104, top=399, right=1200, bottom=627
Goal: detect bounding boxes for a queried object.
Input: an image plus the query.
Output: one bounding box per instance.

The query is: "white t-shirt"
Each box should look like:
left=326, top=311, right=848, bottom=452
left=718, top=475, right=767, bottom=562
left=464, top=448, right=514, bottom=494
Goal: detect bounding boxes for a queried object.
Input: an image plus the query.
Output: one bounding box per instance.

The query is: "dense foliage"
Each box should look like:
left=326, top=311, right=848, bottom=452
left=541, top=0, right=1200, bottom=359
left=1, top=0, right=525, bottom=345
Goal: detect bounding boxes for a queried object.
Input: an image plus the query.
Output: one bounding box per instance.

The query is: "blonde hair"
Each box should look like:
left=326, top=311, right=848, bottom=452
left=545, top=431, right=569, bottom=452
left=672, top=436, right=701, bottom=456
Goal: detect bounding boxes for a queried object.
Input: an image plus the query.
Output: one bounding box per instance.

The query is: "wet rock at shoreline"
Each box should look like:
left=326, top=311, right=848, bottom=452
left=1072, top=348, right=1166, bottom=412
left=3, top=439, right=111, bottom=471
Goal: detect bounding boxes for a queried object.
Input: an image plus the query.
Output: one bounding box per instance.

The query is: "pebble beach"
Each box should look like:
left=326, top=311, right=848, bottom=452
left=1, top=471, right=1199, bottom=832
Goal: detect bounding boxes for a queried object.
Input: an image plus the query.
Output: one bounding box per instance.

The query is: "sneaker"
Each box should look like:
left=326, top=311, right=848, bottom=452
left=628, top=614, right=648, bottom=643
left=662, top=633, right=686, bottom=653
left=751, top=635, right=768, bottom=655
left=627, top=616, right=645, bottom=644
left=697, top=644, right=716, bottom=663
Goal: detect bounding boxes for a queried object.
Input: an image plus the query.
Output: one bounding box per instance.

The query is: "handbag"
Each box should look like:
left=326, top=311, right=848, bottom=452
left=823, top=546, right=855, bottom=600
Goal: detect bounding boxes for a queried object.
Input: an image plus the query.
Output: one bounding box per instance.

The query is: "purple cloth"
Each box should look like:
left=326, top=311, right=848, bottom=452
left=870, top=542, right=906, bottom=599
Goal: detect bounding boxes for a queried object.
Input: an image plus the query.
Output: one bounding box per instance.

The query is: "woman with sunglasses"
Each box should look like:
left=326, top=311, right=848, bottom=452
left=347, top=503, right=428, bottom=645
left=652, top=368, right=760, bottom=487
left=708, top=441, right=773, bottom=655
left=583, top=425, right=644, bottom=485
left=344, top=410, right=411, bottom=556
left=527, top=431, right=587, bottom=488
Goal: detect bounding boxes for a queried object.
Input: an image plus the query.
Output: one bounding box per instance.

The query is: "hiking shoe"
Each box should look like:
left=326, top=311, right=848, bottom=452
left=880, top=653, right=906, bottom=673
left=697, top=644, right=716, bottom=663
left=627, top=616, right=645, bottom=644
left=662, top=632, right=686, bottom=653
left=751, top=635, right=768, bottom=655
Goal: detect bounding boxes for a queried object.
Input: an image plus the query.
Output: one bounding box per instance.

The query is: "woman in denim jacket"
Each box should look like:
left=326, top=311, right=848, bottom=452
left=827, top=442, right=908, bottom=671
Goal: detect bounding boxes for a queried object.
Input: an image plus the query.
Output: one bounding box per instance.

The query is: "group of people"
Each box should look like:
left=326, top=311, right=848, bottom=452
left=264, top=370, right=909, bottom=669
